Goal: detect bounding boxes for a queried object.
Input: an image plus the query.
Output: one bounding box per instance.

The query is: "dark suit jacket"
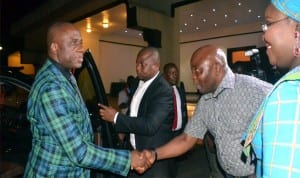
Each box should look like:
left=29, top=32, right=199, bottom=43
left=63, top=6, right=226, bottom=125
left=114, top=73, right=174, bottom=178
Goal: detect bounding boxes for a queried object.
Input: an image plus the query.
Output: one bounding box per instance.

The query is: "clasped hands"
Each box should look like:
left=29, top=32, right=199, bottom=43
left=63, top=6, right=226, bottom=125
left=130, top=149, right=157, bottom=174
left=98, top=104, right=158, bottom=174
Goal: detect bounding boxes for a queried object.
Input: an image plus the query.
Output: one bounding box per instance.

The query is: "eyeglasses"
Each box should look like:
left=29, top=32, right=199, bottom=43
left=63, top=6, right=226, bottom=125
left=261, top=17, right=289, bottom=32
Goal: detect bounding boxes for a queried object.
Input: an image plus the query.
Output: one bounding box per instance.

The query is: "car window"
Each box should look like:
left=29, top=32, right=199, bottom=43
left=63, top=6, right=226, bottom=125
left=76, top=67, right=102, bottom=144
left=77, top=68, right=97, bottom=103
left=0, top=80, right=31, bottom=163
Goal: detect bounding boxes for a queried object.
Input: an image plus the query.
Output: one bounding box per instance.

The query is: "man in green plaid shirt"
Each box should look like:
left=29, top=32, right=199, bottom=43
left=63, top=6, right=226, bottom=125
left=24, top=22, right=151, bottom=177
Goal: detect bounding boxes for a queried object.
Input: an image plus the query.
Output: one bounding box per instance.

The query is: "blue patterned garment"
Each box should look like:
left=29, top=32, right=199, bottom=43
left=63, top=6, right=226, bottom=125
left=249, top=65, right=300, bottom=178
left=24, top=59, right=131, bottom=177
left=271, top=0, right=300, bottom=22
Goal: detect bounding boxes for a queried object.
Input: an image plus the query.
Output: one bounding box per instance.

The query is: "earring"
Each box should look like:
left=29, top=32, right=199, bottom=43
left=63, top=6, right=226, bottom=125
left=294, top=31, right=300, bottom=57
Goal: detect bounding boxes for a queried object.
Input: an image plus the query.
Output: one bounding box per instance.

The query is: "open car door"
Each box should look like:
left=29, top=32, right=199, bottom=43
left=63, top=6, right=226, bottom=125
left=74, top=49, right=121, bottom=177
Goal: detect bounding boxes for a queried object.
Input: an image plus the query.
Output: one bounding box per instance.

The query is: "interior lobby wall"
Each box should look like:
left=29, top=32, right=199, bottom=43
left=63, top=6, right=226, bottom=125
left=98, top=41, right=142, bottom=93
left=81, top=30, right=145, bottom=93
left=180, top=32, right=265, bottom=92
left=81, top=24, right=265, bottom=94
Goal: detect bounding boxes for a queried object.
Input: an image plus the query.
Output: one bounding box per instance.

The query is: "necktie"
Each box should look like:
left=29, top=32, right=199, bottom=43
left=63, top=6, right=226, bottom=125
left=172, top=87, right=178, bottom=130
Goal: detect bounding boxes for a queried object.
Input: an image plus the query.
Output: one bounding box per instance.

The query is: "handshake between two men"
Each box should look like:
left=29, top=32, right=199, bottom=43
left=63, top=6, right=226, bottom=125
left=98, top=103, right=160, bottom=175
left=130, top=149, right=157, bottom=174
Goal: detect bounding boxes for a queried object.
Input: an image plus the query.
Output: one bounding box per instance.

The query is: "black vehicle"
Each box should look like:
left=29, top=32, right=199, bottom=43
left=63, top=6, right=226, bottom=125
left=0, top=49, right=119, bottom=177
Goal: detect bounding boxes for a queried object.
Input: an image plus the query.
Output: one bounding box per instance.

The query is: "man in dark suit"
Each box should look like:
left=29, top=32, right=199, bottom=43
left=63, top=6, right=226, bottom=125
left=163, top=62, right=188, bottom=137
left=99, top=47, right=174, bottom=178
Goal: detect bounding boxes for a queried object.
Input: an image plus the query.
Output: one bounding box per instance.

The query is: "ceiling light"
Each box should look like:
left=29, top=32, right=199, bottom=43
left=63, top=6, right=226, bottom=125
left=124, top=30, right=128, bottom=33
left=184, top=23, right=188, bottom=26
left=102, top=22, right=109, bottom=28
left=86, top=18, right=92, bottom=33
left=257, top=15, right=261, bottom=18
left=212, top=8, right=216, bottom=12
left=86, top=28, right=92, bottom=33
left=234, top=19, right=238, bottom=23
left=179, top=30, right=183, bottom=33
left=238, top=2, right=242, bottom=6
left=196, top=27, right=199, bottom=30
left=224, top=14, right=228, bottom=18
left=248, top=9, right=252, bottom=13
left=190, top=14, right=194, bottom=17
left=202, top=18, right=207, bottom=23
left=214, top=24, right=217, bottom=27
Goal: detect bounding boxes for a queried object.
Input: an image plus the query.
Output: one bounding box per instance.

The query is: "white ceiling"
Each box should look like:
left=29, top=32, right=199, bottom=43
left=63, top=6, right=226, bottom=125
left=74, top=0, right=269, bottom=40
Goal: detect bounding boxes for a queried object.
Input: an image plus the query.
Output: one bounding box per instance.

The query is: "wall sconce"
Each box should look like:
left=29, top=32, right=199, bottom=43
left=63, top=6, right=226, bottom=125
left=102, top=22, right=109, bottom=28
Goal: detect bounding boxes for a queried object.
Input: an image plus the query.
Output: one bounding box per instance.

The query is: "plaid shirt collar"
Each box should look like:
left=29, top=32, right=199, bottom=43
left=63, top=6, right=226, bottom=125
left=49, top=58, right=72, bottom=82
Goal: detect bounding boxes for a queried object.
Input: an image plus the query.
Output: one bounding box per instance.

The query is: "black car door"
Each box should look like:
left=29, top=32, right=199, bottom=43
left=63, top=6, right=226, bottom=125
left=74, top=49, right=123, bottom=178
left=74, top=49, right=119, bottom=149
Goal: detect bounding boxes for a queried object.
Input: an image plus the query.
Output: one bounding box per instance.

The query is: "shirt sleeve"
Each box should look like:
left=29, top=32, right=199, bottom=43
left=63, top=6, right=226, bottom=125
left=184, top=99, right=207, bottom=139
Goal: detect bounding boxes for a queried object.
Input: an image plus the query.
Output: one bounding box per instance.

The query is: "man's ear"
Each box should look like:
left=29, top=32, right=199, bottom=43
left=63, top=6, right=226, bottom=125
left=214, top=62, right=227, bottom=80
left=153, top=63, right=160, bottom=72
left=214, top=62, right=222, bottom=74
left=50, top=42, right=58, bottom=54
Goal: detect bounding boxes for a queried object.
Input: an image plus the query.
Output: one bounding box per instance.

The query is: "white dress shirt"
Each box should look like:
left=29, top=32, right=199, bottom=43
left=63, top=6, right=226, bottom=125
left=129, top=72, right=159, bottom=149
left=172, top=85, right=182, bottom=131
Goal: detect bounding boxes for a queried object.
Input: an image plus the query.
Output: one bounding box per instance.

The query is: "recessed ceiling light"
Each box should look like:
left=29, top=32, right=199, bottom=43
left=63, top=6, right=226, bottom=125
left=190, top=13, right=194, bottom=17
left=184, top=23, right=188, bottom=26
left=212, top=8, right=216, bottom=12
left=234, top=19, right=238, bottom=23
left=125, top=30, right=128, bottom=33
left=196, top=27, right=199, bottom=30
left=86, top=28, right=92, bottom=33
left=257, top=15, right=261, bottom=18
left=179, top=30, right=183, bottom=33
left=139, top=33, right=142, bottom=36
left=102, top=22, right=109, bottom=28
left=238, top=2, right=242, bottom=6
left=224, top=14, right=228, bottom=18
left=203, top=18, right=207, bottom=22
left=214, top=24, right=217, bottom=27
left=248, top=9, right=252, bottom=13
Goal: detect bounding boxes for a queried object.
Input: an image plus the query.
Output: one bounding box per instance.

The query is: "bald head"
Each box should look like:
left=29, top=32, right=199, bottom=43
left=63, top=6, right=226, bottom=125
left=46, top=21, right=84, bottom=69
left=190, top=45, right=228, bottom=94
left=47, top=22, right=77, bottom=49
left=191, top=45, right=228, bottom=70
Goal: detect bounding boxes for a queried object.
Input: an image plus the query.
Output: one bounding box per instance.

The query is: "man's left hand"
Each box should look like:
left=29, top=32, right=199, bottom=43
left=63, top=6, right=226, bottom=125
left=98, top=103, right=117, bottom=122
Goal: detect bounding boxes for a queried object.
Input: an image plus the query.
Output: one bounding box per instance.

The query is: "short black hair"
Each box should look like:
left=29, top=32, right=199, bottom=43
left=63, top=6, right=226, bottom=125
left=163, top=62, right=178, bottom=74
